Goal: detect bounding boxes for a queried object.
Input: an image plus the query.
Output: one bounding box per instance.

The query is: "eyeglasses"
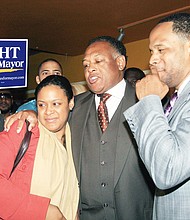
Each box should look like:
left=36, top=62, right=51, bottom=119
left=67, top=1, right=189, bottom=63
left=0, top=93, right=12, bottom=100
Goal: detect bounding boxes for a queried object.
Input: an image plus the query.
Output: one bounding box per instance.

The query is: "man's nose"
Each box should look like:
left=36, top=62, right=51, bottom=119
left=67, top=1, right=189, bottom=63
left=149, top=53, right=160, bottom=66
left=88, top=63, right=96, bottom=73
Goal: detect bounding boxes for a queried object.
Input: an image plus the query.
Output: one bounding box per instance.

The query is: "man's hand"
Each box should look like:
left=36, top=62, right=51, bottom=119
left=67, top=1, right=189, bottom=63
left=46, top=205, right=66, bottom=220
left=4, top=110, right=38, bottom=133
left=136, top=74, right=169, bottom=100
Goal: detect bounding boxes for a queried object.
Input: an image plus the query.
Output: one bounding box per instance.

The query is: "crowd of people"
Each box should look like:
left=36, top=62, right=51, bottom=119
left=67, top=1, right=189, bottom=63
left=0, top=12, right=190, bottom=220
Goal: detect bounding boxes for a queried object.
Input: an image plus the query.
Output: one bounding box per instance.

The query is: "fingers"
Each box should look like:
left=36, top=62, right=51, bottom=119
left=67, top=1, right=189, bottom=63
left=26, top=113, right=38, bottom=131
left=4, top=112, right=23, bottom=132
left=4, top=110, right=38, bottom=133
left=135, top=75, right=169, bottom=100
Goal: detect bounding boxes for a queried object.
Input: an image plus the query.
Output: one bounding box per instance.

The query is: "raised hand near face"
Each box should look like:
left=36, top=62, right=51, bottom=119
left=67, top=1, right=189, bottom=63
left=136, top=74, right=169, bottom=101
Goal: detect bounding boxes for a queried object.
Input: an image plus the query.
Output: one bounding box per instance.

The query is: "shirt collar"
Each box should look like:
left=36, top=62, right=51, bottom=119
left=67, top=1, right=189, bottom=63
left=177, top=75, right=190, bottom=96
left=101, top=78, right=126, bottom=98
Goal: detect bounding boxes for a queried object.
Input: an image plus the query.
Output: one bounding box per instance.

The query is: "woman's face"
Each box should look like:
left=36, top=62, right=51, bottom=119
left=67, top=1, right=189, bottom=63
left=37, top=84, right=74, bottom=140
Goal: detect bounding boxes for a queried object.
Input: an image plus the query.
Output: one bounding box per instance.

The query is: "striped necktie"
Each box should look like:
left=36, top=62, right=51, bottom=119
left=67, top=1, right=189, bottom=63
left=164, top=92, right=178, bottom=117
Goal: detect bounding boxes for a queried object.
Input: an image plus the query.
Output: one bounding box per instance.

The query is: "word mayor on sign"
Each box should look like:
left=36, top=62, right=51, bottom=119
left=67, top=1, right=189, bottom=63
left=0, top=47, right=24, bottom=69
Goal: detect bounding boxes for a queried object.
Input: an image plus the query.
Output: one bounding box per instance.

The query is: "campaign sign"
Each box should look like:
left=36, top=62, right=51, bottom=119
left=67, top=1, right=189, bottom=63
left=0, top=39, right=28, bottom=88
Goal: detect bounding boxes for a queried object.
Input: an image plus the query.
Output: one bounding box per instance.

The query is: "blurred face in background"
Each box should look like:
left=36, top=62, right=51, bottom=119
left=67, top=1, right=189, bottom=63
left=0, top=90, right=13, bottom=114
left=36, top=61, right=63, bottom=84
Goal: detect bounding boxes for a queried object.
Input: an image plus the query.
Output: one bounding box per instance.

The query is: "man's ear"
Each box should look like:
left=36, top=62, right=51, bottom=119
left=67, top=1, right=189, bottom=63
left=69, top=97, right=74, bottom=111
left=36, top=75, right=40, bottom=84
left=116, top=55, right=126, bottom=71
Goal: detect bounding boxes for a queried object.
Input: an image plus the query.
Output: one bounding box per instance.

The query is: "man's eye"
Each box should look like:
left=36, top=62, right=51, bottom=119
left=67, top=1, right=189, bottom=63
left=83, top=63, right=89, bottom=69
left=158, top=49, right=165, bottom=53
left=96, top=60, right=102, bottom=63
left=54, top=71, right=62, bottom=75
left=42, top=72, right=48, bottom=75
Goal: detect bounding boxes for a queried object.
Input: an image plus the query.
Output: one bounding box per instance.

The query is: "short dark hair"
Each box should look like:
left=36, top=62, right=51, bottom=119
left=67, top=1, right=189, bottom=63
left=158, top=12, right=190, bottom=39
left=124, top=67, right=145, bottom=80
left=87, top=36, right=128, bottom=62
left=35, top=75, right=73, bottom=102
left=38, top=58, right=63, bottom=74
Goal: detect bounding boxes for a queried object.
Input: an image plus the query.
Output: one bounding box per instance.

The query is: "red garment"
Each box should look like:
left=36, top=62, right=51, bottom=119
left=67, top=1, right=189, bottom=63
left=0, top=121, right=50, bottom=220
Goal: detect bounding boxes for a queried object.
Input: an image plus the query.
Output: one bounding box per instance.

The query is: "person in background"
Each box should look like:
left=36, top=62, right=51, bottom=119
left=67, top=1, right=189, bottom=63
left=124, top=67, right=145, bottom=87
left=17, top=58, right=63, bottom=112
left=0, top=75, right=79, bottom=220
left=124, top=13, right=190, bottom=220
left=4, top=36, right=155, bottom=220
left=71, top=83, right=88, bottom=96
left=0, top=89, right=15, bottom=132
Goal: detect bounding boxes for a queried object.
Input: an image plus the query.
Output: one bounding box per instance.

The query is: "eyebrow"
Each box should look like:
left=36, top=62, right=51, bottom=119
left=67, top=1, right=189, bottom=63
left=82, top=53, right=102, bottom=63
left=41, top=69, right=62, bottom=72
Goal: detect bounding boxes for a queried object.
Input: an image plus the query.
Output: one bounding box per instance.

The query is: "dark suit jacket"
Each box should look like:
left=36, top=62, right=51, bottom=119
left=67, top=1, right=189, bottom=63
left=70, top=81, right=154, bottom=220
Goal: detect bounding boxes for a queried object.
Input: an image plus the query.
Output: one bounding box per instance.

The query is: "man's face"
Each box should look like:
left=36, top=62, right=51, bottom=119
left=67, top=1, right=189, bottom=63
left=36, top=61, right=62, bottom=84
left=149, top=22, right=190, bottom=89
left=0, top=91, right=13, bottom=114
left=82, top=41, right=125, bottom=94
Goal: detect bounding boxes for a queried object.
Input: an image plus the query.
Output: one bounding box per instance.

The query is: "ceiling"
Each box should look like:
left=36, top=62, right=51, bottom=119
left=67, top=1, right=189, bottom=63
left=1, top=1, right=190, bottom=56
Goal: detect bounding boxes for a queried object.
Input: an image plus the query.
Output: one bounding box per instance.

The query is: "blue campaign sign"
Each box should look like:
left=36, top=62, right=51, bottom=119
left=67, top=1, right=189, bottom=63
left=0, top=39, right=28, bottom=89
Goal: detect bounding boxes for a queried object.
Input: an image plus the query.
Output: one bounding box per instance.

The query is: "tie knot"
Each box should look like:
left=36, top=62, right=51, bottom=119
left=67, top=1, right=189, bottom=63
left=99, top=93, right=111, bottom=103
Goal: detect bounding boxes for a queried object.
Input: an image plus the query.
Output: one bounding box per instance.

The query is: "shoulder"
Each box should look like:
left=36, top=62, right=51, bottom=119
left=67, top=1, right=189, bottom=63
left=17, top=99, right=37, bottom=112
left=74, top=90, right=93, bottom=104
left=0, top=121, right=27, bottom=147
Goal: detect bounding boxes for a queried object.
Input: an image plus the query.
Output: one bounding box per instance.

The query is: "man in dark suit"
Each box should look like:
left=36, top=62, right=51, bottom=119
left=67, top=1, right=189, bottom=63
left=70, top=36, right=154, bottom=220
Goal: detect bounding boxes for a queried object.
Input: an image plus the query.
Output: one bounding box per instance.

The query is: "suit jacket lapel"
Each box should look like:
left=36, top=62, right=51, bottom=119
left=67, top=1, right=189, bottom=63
left=168, top=83, right=190, bottom=121
left=114, top=82, right=137, bottom=187
left=71, top=91, right=94, bottom=180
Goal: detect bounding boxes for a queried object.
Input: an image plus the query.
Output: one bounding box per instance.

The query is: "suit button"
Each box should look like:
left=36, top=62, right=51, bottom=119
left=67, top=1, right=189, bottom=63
left=101, top=161, right=105, bottom=165
left=101, top=182, right=107, bottom=187
left=22, top=165, right=26, bottom=170
left=103, top=203, right=109, bottom=207
left=100, top=140, right=106, bottom=145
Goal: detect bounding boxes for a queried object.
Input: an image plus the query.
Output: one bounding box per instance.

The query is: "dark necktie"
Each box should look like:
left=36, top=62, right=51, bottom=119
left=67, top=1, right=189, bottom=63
left=164, top=92, right=178, bottom=117
left=97, top=93, right=111, bottom=132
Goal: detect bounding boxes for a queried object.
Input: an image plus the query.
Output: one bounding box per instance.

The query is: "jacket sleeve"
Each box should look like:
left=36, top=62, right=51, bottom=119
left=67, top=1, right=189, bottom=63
left=0, top=121, right=50, bottom=220
left=124, top=95, right=190, bottom=190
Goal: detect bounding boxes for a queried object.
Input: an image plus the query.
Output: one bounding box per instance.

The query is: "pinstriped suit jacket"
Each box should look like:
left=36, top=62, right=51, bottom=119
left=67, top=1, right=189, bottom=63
left=124, top=82, right=190, bottom=220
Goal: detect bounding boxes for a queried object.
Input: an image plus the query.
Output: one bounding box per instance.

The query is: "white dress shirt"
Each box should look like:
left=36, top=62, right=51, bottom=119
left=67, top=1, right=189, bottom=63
left=95, top=79, right=126, bottom=121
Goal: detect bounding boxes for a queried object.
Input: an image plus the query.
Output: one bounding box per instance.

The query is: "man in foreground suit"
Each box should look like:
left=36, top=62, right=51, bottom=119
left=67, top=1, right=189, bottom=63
left=4, top=36, right=154, bottom=220
left=70, top=36, right=154, bottom=220
left=124, top=13, right=190, bottom=220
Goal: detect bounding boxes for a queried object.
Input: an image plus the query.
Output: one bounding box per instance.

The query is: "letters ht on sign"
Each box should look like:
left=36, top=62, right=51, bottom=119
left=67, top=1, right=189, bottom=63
left=0, top=47, right=20, bottom=59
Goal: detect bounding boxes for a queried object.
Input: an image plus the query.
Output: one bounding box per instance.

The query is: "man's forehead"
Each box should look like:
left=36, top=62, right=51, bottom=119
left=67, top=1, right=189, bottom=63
left=84, top=42, right=114, bottom=59
left=41, top=61, right=61, bottom=69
